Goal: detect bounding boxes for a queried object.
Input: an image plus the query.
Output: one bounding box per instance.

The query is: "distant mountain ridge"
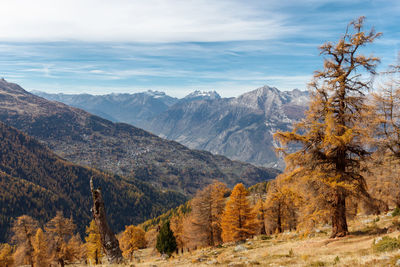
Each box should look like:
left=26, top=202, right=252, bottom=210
left=33, top=85, right=308, bottom=168
left=0, top=79, right=278, bottom=196
left=32, top=90, right=179, bottom=129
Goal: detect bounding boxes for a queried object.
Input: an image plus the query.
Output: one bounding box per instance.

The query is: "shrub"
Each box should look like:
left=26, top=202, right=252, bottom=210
left=260, top=235, right=272, bottom=240
left=333, top=256, right=340, bottom=265
left=373, top=236, right=400, bottom=252
left=392, top=207, right=400, bottom=217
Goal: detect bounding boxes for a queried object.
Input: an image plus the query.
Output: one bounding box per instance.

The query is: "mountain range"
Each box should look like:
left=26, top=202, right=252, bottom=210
left=34, top=86, right=308, bottom=168
left=32, top=90, right=179, bottom=129
left=0, top=79, right=277, bottom=196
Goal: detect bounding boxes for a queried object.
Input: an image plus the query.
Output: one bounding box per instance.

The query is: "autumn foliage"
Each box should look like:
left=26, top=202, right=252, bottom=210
left=120, top=225, right=146, bottom=260
left=221, top=183, right=256, bottom=242
left=274, top=17, right=381, bottom=238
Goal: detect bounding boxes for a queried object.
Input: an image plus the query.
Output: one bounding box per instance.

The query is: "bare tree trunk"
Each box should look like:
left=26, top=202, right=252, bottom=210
left=277, top=202, right=282, bottom=233
left=331, top=189, right=349, bottom=238
left=90, top=177, right=123, bottom=263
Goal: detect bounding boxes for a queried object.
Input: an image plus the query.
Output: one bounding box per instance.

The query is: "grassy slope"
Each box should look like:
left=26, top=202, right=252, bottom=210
left=69, top=211, right=400, bottom=266
left=156, top=213, right=400, bottom=266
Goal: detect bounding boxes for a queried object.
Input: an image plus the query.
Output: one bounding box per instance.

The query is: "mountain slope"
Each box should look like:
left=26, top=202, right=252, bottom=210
left=0, top=79, right=278, bottom=195
left=34, top=86, right=307, bottom=169
left=0, top=121, right=187, bottom=242
left=32, top=90, right=178, bottom=129
left=148, top=86, right=308, bottom=169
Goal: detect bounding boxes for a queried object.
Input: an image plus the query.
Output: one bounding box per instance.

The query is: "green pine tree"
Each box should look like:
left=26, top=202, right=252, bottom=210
left=156, top=221, right=177, bottom=257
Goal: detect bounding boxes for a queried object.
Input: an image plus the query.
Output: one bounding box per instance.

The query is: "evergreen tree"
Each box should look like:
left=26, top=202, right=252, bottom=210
left=221, top=183, right=256, bottom=242
left=85, top=220, right=103, bottom=265
left=156, top=221, right=177, bottom=257
left=275, top=17, right=381, bottom=237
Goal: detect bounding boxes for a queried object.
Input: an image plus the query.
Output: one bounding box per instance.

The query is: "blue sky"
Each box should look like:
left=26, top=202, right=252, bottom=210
left=0, top=0, right=399, bottom=97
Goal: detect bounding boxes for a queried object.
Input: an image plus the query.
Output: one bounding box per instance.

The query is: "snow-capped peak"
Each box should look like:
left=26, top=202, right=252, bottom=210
left=183, top=90, right=221, bottom=100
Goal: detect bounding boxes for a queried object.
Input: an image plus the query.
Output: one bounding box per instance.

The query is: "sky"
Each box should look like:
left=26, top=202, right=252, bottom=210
left=0, top=0, right=399, bottom=98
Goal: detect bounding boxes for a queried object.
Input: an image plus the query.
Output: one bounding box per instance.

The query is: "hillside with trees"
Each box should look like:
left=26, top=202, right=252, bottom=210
left=0, top=121, right=187, bottom=243
left=0, top=79, right=278, bottom=195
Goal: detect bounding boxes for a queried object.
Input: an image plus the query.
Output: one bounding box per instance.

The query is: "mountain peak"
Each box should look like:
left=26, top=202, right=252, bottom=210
left=0, top=78, right=28, bottom=94
left=184, top=90, right=221, bottom=100
left=251, top=85, right=281, bottom=96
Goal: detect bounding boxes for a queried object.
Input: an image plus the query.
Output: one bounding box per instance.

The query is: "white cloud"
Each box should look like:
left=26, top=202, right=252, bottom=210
left=0, top=0, right=294, bottom=42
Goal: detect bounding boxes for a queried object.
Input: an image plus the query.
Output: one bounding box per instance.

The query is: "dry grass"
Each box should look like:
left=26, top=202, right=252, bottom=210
left=71, top=212, right=400, bottom=266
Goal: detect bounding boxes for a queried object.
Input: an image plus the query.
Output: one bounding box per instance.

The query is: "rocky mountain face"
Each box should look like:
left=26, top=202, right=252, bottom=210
left=33, top=86, right=308, bottom=169
left=32, top=90, right=178, bottom=129
left=0, top=121, right=187, bottom=242
left=147, top=86, right=309, bottom=169
left=0, top=79, right=278, bottom=195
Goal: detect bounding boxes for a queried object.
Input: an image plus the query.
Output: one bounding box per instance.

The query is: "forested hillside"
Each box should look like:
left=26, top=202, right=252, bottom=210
left=0, top=122, right=187, bottom=242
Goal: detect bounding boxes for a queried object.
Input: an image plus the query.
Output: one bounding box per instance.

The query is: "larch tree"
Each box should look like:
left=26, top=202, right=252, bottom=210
left=85, top=219, right=103, bottom=265
left=221, top=183, right=256, bottom=242
left=0, top=243, right=14, bottom=267
left=188, top=182, right=229, bottom=247
left=274, top=17, right=381, bottom=238
left=45, top=211, right=78, bottom=267
left=11, top=215, right=39, bottom=267
left=365, top=58, right=400, bottom=209
left=32, top=228, right=51, bottom=267
left=119, top=225, right=146, bottom=261
left=65, top=234, right=84, bottom=263
left=170, top=213, right=185, bottom=250
left=369, top=60, right=400, bottom=158
left=252, top=198, right=267, bottom=235
left=264, top=179, right=299, bottom=234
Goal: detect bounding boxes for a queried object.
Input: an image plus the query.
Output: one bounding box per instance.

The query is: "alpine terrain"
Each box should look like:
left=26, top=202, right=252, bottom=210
left=0, top=79, right=278, bottom=195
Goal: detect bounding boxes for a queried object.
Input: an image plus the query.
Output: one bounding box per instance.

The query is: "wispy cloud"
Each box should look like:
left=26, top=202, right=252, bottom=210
left=0, top=0, right=398, bottom=97
left=0, top=0, right=296, bottom=43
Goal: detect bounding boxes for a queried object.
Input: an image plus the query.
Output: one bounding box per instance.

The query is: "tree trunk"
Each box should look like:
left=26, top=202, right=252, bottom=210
left=277, top=202, right=282, bottom=233
left=90, top=177, right=124, bottom=263
left=330, top=189, right=349, bottom=238
left=95, top=248, right=99, bottom=264
left=260, top=205, right=266, bottom=235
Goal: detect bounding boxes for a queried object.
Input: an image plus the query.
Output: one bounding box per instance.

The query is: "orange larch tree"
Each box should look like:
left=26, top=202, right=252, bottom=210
left=274, top=17, right=381, bottom=238
left=119, top=225, right=146, bottom=261
left=221, top=183, right=256, bottom=242
left=187, top=182, right=228, bottom=247
left=11, top=215, right=39, bottom=267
